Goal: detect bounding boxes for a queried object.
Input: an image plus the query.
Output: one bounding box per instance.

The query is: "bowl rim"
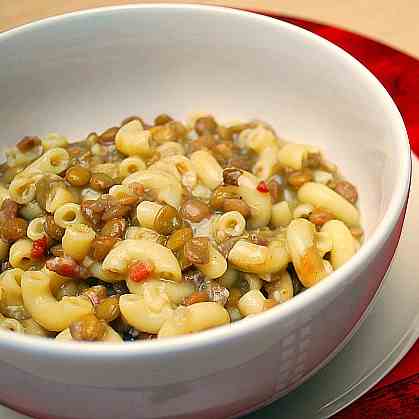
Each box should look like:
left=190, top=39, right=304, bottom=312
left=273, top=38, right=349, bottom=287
left=0, top=3, right=411, bottom=358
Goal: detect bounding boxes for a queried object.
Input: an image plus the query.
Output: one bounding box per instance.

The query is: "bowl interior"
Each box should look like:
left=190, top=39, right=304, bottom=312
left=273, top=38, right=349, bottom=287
left=0, top=6, right=408, bottom=251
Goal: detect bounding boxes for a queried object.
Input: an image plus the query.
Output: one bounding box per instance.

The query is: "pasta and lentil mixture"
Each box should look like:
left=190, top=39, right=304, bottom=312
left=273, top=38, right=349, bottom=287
left=0, top=114, right=362, bottom=342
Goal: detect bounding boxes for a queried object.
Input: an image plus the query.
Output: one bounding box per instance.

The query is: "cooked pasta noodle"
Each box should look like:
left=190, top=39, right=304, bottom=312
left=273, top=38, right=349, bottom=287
left=0, top=113, right=361, bottom=342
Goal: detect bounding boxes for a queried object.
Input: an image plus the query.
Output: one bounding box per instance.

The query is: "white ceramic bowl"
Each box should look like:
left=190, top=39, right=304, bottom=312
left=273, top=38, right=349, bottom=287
left=0, top=5, right=411, bottom=419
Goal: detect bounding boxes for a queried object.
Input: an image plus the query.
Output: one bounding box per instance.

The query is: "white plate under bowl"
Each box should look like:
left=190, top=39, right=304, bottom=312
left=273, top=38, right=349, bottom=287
left=0, top=171, right=417, bottom=419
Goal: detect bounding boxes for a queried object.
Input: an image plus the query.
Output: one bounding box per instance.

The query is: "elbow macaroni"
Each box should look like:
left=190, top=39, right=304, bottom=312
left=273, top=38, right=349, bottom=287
left=62, top=224, right=96, bottom=261
left=190, top=150, right=223, bottom=190
left=321, top=220, right=357, bottom=269
left=21, top=271, right=93, bottom=331
left=286, top=219, right=328, bottom=288
left=53, top=203, right=84, bottom=228
left=0, top=114, right=363, bottom=342
left=238, top=126, right=278, bottom=153
left=277, top=143, right=319, bottom=170
left=298, top=182, right=360, bottom=226
left=123, top=169, right=183, bottom=209
left=228, top=239, right=289, bottom=275
left=195, top=244, right=228, bottom=279
left=238, top=171, right=272, bottom=228
left=26, top=217, right=47, bottom=241
left=119, top=156, right=146, bottom=178
left=102, top=239, right=182, bottom=282
left=136, top=201, right=164, bottom=229
left=119, top=292, right=174, bottom=334
left=253, top=147, right=279, bottom=180
left=213, top=211, right=246, bottom=242
left=0, top=268, right=24, bottom=306
left=115, top=120, right=152, bottom=157
left=9, top=239, right=34, bottom=270
left=158, top=302, right=230, bottom=338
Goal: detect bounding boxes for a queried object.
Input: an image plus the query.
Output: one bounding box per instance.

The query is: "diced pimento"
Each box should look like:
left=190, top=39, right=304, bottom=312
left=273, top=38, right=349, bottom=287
left=256, top=180, right=269, bottom=193
left=31, top=236, right=48, bottom=259
left=128, top=261, right=154, bottom=282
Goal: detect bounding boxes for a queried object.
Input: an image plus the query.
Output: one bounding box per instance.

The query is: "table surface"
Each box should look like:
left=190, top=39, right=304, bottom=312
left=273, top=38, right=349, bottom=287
left=0, top=2, right=418, bottom=419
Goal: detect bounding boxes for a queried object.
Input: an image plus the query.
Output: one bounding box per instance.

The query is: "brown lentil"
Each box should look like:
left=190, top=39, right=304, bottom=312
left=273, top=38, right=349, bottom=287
left=308, top=208, right=334, bottom=226
left=0, top=199, right=18, bottom=224
left=101, top=204, right=131, bottom=221
left=101, top=218, right=127, bottom=238
left=89, top=173, right=114, bottom=191
left=117, top=193, right=140, bottom=207
left=153, top=205, right=181, bottom=235
left=98, top=127, right=119, bottom=144
left=65, top=165, right=91, bottom=186
left=222, top=198, right=251, bottom=218
left=166, top=227, right=193, bottom=251
left=195, top=116, right=217, bottom=135
left=150, top=124, right=176, bottom=143
left=90, top=236, right=118, bottom=261
left=16, top=136, right=42, bottom=152
left=223, top=167, right=242, bottom=186
left=267, top=179, right=283, bottom=203
left=305, top=152, right=321, bottom=169
left=128, top=182, right=145, bottom=198
left=180, top=199, right=211, bottom=223
left=184, top=237, right=210, bottom=265
left=82, top=285, right=108, bottom=306
left=212, top=142, right=233, bottom=164
left=334, top=180, right=358, bottom=204
left=154, top=114, right=173, bottom=126
left=0, top=218, right=28, bottom=242
left=69, top=313, right=107, bottom=341
left=176, top=246, right=193, bottom=271
left=95, top=295, right=120, bottom=322
left=190, top=134, right=216, bottom=152
left=80, top=200, right=102, bottom=228
left=210, top=185, right=239, bottom=210
left=287, top=169, right=313, bottom=188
